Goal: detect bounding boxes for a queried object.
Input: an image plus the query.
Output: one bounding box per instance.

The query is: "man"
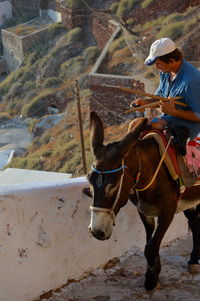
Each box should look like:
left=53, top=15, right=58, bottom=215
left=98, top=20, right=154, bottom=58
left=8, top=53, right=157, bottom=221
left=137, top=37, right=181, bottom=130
left=129, top=37, right=200, bottom=148
left=129, top=37, right=200, bottom=186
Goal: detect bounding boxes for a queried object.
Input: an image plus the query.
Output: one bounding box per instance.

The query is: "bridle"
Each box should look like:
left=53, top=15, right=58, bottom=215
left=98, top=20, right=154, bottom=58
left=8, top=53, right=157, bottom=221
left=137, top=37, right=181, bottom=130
left=90, top=137, right=172, bottom=225
left=90, top=161, right=129, bottom=225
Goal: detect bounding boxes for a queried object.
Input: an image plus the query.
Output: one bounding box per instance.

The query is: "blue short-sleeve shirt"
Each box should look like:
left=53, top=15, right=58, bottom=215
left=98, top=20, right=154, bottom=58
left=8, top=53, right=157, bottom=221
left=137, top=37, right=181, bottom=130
left=155, top=59, right=200, bottom=139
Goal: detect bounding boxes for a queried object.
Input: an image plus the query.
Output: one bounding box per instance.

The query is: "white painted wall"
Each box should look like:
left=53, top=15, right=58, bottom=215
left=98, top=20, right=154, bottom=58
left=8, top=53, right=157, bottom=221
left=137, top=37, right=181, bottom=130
left=0, top=168, right=189, bottom=301
left=0, top=1, right=12, bottom=26
left=0, top=149, right=15, bottom=169
left=47, top=9, right=62, bottom=22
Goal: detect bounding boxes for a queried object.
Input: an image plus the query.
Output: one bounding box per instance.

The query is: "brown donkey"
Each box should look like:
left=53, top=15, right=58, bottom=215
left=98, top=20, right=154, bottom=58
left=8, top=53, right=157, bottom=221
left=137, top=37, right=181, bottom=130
left=87, top=111, right=200, bottom=291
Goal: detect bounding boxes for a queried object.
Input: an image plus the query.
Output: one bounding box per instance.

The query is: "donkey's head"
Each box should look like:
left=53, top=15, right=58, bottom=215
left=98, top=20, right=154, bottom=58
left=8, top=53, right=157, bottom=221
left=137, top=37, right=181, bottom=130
left=88, top=111, right=147, bottom=240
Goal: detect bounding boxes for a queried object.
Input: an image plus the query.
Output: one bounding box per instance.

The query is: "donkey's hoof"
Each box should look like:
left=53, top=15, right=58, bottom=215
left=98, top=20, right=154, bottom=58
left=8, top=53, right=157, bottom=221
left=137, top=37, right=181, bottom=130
left=145, top=280, right=161, bottom=292
left=188, top=263, right=200, bottom=273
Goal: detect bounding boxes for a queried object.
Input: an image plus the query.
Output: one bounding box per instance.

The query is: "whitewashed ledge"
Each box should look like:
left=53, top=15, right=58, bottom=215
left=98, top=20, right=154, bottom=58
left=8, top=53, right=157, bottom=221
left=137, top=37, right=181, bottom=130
left=0, top=168, right=189, bottom=301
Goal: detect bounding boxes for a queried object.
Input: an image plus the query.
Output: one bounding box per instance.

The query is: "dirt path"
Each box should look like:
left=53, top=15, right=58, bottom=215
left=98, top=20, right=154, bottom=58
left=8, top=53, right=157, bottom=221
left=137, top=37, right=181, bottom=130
left=0, top=118, right=31, bottom=152
left=38, top=234, right=200, bottom=301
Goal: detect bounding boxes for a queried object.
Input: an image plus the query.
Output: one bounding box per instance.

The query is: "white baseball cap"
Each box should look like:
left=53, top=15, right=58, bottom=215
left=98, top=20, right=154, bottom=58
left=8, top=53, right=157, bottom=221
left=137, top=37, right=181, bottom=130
left=145, top=38, right=176, bottom=66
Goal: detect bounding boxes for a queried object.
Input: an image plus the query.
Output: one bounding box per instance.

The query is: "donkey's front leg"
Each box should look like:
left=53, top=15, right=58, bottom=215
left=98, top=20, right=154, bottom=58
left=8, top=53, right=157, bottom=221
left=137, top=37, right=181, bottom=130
left=144, top=209, right=175, bottom=291
left=184, top=205, right=200, bottom=273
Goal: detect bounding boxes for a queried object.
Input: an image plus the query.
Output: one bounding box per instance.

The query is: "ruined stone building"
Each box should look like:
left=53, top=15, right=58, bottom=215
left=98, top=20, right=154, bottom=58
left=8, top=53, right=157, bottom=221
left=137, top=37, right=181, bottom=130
left=2, top=17, right=52, bottom=71
left=1, top=0, right=63, bottom=72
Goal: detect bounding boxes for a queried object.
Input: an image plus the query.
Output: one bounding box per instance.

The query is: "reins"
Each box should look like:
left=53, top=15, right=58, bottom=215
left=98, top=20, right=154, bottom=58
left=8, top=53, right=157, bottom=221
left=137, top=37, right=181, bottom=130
left=90, top=137, right=172, bottom=224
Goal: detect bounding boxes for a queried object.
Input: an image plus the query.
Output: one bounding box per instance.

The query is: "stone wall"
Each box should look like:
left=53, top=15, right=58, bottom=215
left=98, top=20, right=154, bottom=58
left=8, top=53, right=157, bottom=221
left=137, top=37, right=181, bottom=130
left=91, top=15, right=119, bottom=49
left=0, top=58, right=7, bottom=75
left=2, top=26, right=48, bottom=71
left=55, top=2, right=88, bottom=29
left=123, top=0, right=199, bottom=25
left=89, top=74, right=145, bottom=126
left=2, top=30, right=23, bottom=71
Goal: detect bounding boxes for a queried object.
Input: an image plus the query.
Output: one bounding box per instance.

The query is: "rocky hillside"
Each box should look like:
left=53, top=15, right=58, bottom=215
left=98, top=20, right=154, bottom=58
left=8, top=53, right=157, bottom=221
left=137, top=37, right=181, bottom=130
left=1, top=0, right=200, bottom=175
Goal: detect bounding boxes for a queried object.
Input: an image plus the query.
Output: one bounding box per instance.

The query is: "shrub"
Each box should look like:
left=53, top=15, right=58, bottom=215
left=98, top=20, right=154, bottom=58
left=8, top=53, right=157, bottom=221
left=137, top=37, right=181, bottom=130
left=43, top=77, right=62, bottom=88
left=47, top=22, right=66, bottom=39
left=13, top=68, right=25, bottom=81
left=141, top=0, right=154, bottom=9
left=21, top=70, right=34, bottom=83
left=8, top=157, right=29, bottom=169
left=0, top=72, right=14, bottom=95
left=65, top=27, right=82, bottom=44
left=21, top=89, right=54, bottom=117
left=24, top=51, right=38, bottom=65
left=59, top=152, right=81, bottom=174
left=7, top=102, right=17, bottom=114
left=117, top=0, right=140, bottom=16
left=109, top=36, right=126, bottom=54
left=60, top=56, right=85, bottom=78
left=157, top=21, right=185, bottom=40
left=138, top=16, right=165, bottom=31
left=109, top=2, right=119, bottom=14
left=12, top=66, right=34, bottom=84
left=5, top=82, right=23, bottom=98
left=0, top=112, right=11, bottom=121
left=23, top=80, right=36, bottom=91
left=162, top=13, right=183, bottom=25
left=183, top=18, right=198, bottom=35
left=66, top=0, right=92, bottom=9
left=48, top=27, right=83, bottom=58
left=83, top=46, right=99, bottom=64
left=40, top=131, right=51, bottom=145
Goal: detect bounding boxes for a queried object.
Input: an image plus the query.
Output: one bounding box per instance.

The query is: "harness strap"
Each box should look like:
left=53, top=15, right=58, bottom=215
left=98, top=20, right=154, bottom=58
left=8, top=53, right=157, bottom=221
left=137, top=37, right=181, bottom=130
left=135, top=137, right=172, bottom=191
left=90, top=206, right=116, bottom=225
left=91, top=165, right=127, bottom=174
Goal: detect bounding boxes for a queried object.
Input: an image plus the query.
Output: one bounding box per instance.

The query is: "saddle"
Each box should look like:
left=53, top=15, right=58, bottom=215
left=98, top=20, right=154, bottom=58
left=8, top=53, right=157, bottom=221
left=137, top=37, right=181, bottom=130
left=142, top=130, right=200, bottom=189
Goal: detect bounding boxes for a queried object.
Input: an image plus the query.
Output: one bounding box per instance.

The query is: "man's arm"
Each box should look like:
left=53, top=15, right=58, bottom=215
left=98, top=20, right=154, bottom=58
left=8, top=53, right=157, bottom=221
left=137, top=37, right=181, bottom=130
left=161, top=98, right=200, bottom=122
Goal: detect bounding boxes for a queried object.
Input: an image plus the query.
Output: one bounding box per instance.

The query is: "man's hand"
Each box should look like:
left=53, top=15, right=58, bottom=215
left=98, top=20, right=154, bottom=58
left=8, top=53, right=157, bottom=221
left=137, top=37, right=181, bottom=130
left=160, top=97, right=176, bottom=115
left=130, top=98, right=159, bottom=112
left=161, top=97, right=200, bottom=122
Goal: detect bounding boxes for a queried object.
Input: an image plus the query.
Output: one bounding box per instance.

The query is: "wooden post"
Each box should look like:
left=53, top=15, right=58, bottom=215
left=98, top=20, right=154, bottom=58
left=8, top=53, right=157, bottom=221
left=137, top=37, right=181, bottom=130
left=74, top=79, right=87, bottom=175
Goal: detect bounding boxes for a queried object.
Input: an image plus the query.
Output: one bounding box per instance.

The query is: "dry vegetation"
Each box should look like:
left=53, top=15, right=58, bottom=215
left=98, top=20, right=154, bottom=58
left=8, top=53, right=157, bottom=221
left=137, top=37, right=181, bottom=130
left=1, top=1, right=200, bottom=176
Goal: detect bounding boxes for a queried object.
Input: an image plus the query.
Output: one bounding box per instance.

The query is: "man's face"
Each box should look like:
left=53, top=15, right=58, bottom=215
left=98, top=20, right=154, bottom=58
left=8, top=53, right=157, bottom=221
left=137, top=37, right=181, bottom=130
left=155, top=59, right=174, bottom=73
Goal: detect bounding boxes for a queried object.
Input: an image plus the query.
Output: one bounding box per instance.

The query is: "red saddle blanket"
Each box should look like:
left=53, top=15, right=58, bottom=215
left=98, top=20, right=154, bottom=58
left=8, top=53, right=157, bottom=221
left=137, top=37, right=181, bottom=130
left=142, top=130, right=200, bottom=183
left=185, top=138, right=200, bottom=177
left=142, top=130, right=180, bottom=177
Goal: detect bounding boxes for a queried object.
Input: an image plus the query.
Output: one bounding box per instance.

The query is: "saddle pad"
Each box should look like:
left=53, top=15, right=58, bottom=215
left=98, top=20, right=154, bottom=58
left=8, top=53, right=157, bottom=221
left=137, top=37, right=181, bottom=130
left=142, top=131, right=179, bottom=180
left=185, top=140, right=200, bottom=177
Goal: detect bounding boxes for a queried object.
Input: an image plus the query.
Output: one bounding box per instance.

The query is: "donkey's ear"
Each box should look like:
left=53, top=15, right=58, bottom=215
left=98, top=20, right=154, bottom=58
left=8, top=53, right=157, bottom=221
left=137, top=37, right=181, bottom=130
left=118, top=117, right=148, bottom=157
left=90, top=111, right=104, bottom=152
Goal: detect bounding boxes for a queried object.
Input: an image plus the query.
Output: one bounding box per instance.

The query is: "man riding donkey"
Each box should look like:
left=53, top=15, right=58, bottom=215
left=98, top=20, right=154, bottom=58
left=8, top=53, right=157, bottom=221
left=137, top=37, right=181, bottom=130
left=129, top=37, right=200, bottom=187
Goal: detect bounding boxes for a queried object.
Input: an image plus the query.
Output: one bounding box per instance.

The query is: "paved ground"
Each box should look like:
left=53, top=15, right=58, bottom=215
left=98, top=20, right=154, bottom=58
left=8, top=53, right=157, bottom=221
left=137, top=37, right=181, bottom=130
left=0, top=118, right=31, bottom=152
left=37, top=234, right=200, bottom=301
